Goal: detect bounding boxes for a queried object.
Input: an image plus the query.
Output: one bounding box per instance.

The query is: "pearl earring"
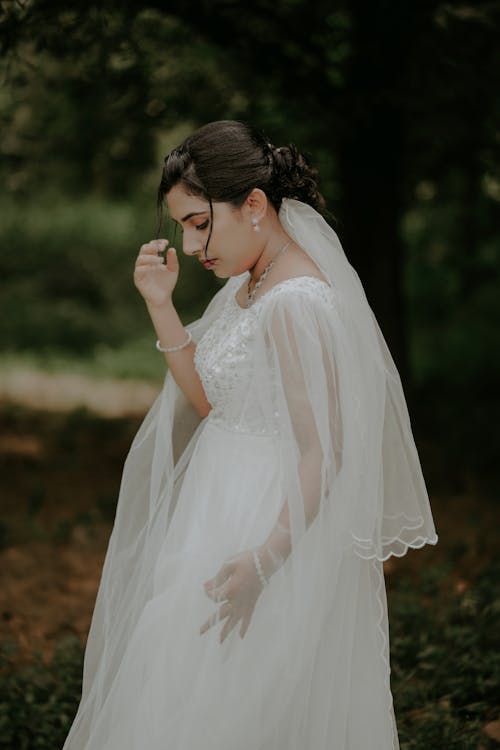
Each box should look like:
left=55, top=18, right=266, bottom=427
left=252, top=217, right=261, bottom=233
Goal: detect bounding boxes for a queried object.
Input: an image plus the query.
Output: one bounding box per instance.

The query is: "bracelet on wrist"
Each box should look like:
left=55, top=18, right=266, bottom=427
left=156, top=329, right=193, bottom=353
left=252, top=548, right=268, bottom=588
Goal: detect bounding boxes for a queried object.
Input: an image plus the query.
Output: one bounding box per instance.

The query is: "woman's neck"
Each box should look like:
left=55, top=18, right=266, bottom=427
left=249, top=231, right=293, bottom=285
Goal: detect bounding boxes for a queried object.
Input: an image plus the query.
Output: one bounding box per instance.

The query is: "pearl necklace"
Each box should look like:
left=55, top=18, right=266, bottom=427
left=246, top=240, right=292, bottom=308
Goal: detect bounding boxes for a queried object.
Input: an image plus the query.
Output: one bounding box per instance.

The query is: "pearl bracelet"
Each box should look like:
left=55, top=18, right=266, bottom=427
left=252, top=548, right=268, bottom=588
left=156, top=329, right=193, bottom=353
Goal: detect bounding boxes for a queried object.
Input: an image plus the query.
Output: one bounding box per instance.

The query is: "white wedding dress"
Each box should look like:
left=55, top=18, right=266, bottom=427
left=64, top=201, right=437, bottom=750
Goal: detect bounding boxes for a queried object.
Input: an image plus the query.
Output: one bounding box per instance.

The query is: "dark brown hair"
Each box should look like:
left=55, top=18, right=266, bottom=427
left=156, top=120, right=325, bottom=255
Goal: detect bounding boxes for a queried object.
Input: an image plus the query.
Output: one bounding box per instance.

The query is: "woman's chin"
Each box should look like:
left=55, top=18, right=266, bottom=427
left=213, top=265, right=231, bottom=279
left=211, top=262, right=244, bottom=279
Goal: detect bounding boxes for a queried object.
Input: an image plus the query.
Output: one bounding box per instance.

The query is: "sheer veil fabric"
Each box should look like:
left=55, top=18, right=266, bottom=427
left=63, top=199, right=437, bottom=750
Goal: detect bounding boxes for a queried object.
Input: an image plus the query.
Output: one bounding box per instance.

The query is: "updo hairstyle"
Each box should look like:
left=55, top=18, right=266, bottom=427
left=157, top=120, right=325, bottom=219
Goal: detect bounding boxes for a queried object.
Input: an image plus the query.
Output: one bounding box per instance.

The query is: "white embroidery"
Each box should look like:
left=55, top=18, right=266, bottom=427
left=194, top=277, right=338, bottom=436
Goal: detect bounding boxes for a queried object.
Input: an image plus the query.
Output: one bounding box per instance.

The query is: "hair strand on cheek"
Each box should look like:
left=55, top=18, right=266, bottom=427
left=205, top=197, right=214, bottom=260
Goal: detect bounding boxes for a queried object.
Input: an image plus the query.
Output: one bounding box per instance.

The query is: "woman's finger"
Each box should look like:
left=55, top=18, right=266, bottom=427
left=134, top=264, right=167, bottom=278
left=165, top=246, right=179, bottom=272
left=239, top=610, right=253, bottom=639
left=135, top=256, right=165, bottom=267
left=199, top=601, right=232, bottom=636
left=220, top=615, right=239, bottom=644
left=204, top=579, right=232, bottom=603
left=139, top=239, right=169, bottom=256
left=204, top=563, right=231, bottom=592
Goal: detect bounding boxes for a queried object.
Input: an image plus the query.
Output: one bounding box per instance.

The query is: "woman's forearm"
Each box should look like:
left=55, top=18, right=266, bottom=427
left=258, top=445, right=323, bottom=579
left=147, top=298, right=212, bottom=418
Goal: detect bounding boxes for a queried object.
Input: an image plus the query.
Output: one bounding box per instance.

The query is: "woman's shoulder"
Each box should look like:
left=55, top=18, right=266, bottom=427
left=261, top=247, right=337, bottom=309
left=264, top=275, right=335, bottom=304
left=265, top=244, right=326, bottom=290
left=235, top=246, right=337, bottom=311
left=234, top=275, right=338, bottom=315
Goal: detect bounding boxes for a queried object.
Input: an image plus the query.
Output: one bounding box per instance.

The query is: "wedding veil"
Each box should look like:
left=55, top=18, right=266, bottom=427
left=278, top=198, right=437, bottom=559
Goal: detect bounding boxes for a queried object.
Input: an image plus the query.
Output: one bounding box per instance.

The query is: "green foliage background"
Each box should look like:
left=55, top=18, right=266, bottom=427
left=1, top=1, right=499, bottom=748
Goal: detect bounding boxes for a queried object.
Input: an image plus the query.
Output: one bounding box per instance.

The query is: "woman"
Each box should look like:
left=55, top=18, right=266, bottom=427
left=63, top=120, right=438, bottom=749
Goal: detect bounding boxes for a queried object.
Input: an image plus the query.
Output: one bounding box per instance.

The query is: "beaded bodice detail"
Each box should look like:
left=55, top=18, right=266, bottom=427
left=193, top=276, right=338, bottom=437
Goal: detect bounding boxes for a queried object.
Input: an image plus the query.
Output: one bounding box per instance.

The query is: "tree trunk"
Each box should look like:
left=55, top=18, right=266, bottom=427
left=334, top=1, right=420, bottom=391
left=336, top=109, right=408, bottom=386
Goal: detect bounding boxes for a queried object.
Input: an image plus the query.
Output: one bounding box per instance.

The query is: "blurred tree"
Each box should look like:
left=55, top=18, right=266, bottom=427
left=1, top=0, right=499, bottom=395
left=0, top=8, right=238, bottom=196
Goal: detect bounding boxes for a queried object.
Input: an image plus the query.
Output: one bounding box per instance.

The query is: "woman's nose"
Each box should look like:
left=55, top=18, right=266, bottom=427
left=182, top=236, right=203, bottom=257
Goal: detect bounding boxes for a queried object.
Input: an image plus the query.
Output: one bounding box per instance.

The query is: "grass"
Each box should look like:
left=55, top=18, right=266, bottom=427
left=390, top=560, right=500, bottom=748
left=0, top=638, right=84, bottom=750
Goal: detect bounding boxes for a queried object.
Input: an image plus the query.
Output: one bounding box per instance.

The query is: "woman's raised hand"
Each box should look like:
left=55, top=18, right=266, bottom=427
left=200, top=549, right=265, bottom=644
left=134, top=239, right=179, bottom=307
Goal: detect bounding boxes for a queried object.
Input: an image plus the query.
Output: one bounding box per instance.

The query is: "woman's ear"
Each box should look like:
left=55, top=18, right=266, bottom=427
left=244, top=188, right=268, bottom=225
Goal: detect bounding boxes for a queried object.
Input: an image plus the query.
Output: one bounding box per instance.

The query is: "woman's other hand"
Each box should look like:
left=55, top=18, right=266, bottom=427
left=134, top=239, right=179, bottom=307
left=200, top=549, right=265, bottom=643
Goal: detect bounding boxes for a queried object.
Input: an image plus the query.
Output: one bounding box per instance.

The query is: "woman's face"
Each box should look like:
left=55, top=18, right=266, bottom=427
left=166, top=184, right=261, bottom=278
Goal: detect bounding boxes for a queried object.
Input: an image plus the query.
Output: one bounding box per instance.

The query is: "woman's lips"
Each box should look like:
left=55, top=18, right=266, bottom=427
left=201, top=258, right=217, bottom=268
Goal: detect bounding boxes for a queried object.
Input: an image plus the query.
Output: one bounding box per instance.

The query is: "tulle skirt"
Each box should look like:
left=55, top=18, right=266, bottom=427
left=77, top=417, right=399, bottom=750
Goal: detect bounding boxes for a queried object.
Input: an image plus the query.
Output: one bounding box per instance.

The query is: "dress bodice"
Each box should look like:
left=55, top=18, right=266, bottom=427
left=193, top=276, right=338, bottom=437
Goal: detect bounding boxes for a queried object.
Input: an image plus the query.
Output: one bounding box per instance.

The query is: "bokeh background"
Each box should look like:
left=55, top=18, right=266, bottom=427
left=1, top=2, right=499, bottom=748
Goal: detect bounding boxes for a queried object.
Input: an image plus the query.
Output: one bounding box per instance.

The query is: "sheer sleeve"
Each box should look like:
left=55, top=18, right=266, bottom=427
left=252, top=284, right=350, bottom=581
left=253, top=279, right=437, bottom=582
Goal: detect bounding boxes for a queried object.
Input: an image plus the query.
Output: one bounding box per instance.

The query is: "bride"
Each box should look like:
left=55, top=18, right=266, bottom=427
left=63, top=120, right=438, bottom=749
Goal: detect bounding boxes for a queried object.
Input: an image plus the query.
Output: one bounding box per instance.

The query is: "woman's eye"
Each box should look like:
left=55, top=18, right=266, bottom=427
left=196, top=220, right=209, bottom=231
